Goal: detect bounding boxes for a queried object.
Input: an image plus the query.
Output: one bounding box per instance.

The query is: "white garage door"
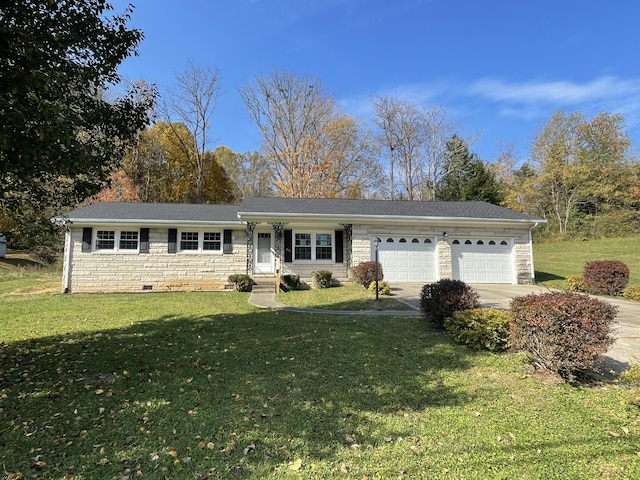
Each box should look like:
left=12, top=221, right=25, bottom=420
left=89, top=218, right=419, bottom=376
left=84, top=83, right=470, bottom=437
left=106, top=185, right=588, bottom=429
left=451, top=239, right=513, bottom=283
left=376, top=236, right=436, bottom=282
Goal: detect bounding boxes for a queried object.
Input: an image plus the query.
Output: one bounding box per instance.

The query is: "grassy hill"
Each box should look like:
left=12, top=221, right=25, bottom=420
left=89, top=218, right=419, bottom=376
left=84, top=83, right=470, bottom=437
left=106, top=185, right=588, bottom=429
left=0, top=253, right=60, bottom=295
left=534, top=236, right=640, bottom=288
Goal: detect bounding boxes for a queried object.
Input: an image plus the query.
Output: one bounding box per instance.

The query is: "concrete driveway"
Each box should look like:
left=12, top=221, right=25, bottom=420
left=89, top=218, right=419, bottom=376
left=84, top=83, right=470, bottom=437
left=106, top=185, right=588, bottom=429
left=391, top=283, right=640, bottom=373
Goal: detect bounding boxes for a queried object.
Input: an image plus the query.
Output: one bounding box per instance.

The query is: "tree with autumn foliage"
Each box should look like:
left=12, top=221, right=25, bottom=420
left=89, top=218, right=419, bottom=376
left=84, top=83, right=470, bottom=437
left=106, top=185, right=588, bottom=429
left=240, top=68, right=380, bottom=198
left=507, top=110, right=636, bottom=238
left=160, top=62, right=222, bottom=203
left=122, top=122, right=235, bottom=204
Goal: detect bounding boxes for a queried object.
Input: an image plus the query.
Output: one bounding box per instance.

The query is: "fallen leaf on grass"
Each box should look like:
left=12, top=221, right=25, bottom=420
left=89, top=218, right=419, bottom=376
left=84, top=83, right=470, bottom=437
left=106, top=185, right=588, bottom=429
left=606, top=431, right=621, bottom=438
left=243, top=442, right=256, bottom=455
left=288, top=458, right=303, bottom=471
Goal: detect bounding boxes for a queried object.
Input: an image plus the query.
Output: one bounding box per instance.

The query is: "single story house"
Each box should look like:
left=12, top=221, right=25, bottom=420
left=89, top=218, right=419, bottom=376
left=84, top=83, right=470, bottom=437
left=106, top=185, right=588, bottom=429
left=54, top=196, right=545, bottom=293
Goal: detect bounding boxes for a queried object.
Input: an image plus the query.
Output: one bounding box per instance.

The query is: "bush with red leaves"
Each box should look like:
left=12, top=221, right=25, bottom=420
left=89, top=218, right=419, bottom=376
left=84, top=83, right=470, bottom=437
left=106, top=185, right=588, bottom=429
left=420, top=279, right=479, bottom=328
left=583, top=260, right=629, bottom=296
left=353, top=261, right=383, bottom=288
left=510, top=291, right=617, bottom=379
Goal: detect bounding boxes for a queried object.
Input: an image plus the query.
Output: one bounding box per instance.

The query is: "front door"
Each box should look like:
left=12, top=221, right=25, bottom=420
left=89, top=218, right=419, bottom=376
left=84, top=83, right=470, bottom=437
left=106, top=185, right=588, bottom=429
left=255, top=232, right=273, bottom=274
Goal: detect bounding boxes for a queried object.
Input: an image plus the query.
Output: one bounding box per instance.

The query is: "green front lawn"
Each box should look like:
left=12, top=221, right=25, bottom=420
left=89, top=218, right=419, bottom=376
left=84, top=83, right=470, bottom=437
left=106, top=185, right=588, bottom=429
left=1, top=290, right=638, bottom=479
left=276, top=283, right=414, bottom=311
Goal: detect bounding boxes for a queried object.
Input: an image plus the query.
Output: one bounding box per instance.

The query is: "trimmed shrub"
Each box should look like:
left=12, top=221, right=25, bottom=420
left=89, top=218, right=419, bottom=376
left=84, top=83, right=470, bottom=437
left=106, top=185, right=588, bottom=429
left=368, top=280, right=391, bottom=296
left=228, top=274, right=253, bottom=292
left=583, top=260, right=629, bottom=296
left=420, top=279, right=479, bottom=328
left=564, top=274, right=588, bottom=293
left=510, top=291, right=618, bottom=379
left=281, top=274, right=301, bottom=291
left=353, top=261, right=383, bottom=288
left=312, top=270, right=333, bottom=289
left=618, top=361, right=640, bottom=388
left=445, top=308, right=511, bottom=352
left=623, top=285, right=640, bottom=301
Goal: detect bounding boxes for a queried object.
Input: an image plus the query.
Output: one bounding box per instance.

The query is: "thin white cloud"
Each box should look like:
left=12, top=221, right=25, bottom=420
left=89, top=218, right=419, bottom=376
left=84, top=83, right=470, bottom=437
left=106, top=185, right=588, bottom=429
left=468, top=76, right=640, bottom=105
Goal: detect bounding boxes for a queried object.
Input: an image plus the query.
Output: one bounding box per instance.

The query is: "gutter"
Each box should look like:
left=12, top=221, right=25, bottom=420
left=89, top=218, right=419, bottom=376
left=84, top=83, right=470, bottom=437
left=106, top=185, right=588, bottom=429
left=237, top=211, right=545, bottom=226
left=56, top=218, right=242, bottom=228
left=529, top=222, right=541, bottom=283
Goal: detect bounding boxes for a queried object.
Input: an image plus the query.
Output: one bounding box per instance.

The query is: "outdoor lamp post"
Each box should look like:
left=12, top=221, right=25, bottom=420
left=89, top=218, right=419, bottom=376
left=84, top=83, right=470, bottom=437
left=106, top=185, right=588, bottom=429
left=374, top=237, right=381, bottom=300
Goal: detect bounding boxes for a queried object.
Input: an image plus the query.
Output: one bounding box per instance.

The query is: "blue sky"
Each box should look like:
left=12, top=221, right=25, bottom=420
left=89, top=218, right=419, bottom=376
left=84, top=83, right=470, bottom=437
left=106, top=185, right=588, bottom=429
left=111, top=0, right=640, bottom=163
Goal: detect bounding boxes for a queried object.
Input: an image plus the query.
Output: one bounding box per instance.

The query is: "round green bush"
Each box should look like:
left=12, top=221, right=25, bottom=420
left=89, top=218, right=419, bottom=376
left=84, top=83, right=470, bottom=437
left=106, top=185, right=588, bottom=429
left=444, top=308, right=511, bottom=352
left=312, top=270, right=333, bottom=288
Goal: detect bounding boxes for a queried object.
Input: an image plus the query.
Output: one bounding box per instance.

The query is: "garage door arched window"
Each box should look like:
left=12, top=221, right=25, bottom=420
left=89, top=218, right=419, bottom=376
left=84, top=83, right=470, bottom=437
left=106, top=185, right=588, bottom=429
left=465, top=240, right=472, bottom=245
left=489, top=240, right=496, bottom=245
left=424, top=239, right=432, bottom=244
left=399, top=238, right=407, bottom=243
left=453, top=240, right=460, bottom=244
left=412, top=238, right=419, bottom=243
left=500, top=240, right=508, bottom=245
left=477, top=240, right=484, bottom=245
left=386, top=238, right=394, bottom=242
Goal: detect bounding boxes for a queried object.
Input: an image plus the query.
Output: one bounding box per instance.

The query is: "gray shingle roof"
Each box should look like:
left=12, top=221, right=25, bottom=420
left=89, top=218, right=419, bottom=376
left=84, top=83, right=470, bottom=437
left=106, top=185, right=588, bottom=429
left=60, top=202, right=240, bottom=223
left=238, top=197, right=542, bottom=222
left=58, top=197, right=543, bottom=225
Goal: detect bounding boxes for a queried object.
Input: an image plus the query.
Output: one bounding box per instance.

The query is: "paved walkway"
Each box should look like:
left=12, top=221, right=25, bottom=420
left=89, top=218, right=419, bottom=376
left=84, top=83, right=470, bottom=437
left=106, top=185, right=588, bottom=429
left=248, top=283, right=420, bottom=316
left=249, top=282, right=640, bottom=374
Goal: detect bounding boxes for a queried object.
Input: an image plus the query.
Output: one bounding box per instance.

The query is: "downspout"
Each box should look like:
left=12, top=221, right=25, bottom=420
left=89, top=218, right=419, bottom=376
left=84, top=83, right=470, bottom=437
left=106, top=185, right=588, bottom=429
left=528, top=222, right=540, bottom=285
left=61, top=224, right=73, bottom=293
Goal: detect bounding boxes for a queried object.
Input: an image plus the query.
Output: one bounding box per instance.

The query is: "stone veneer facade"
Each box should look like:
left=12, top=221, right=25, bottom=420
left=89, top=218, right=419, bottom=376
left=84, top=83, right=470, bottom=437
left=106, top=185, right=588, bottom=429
left=63, top=221, right=535, bottom=293
left=63, top=227, right=247, bottom=293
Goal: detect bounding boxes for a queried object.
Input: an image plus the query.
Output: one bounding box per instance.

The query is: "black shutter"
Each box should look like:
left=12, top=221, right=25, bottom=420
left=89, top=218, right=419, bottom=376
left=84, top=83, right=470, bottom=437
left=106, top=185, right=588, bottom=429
left=284, top=229, right=292, bottom=263
left=223, top=229, right=232, bottom=253
left=335, top=230, right=344, bottom=263
left=168, top=228, right=177, bottom=254
left=140, top=228, right=150, bottom=253
left=81, top=227, right=93, bottom=253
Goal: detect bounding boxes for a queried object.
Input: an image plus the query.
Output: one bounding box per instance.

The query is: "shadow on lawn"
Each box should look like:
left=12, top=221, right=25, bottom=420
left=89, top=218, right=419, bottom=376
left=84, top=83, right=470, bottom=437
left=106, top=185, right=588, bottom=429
left=534, top=270, right=565, bottom=284
left=0, top=309, right=478, bottom=477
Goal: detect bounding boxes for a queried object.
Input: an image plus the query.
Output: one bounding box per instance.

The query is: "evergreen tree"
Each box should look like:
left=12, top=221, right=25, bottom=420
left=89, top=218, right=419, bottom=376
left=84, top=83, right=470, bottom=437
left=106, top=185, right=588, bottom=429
left=436, top=135, right=503, bottom=204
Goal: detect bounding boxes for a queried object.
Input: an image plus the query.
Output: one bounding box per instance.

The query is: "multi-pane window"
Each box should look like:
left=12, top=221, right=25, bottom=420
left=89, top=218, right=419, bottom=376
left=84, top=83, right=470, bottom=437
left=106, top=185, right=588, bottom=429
left=315, top=233, right=332, bottom=260
left=180, top=232, right=199, bottom=250
left=294, top=232, right=333, bottom=261
left=178, top=231, right=222, bottom=252
left=295, top=233, right=312, bottom=260
left=203, top=232, right=221, bottom=251
left=119, top=231, right=139, bottom=250
left=96, top=230, right=115, bottom=250
left=95, top=230, right=138, bottom=251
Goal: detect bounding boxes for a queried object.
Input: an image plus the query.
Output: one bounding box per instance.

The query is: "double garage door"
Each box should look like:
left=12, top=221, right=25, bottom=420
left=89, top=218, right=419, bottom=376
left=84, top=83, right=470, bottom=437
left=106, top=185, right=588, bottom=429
left=376, top=236, right=514, bottom=284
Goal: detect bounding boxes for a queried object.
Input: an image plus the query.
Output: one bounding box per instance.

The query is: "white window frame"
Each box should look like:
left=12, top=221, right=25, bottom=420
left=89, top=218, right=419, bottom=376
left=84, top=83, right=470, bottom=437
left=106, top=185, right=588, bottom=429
left=94, top=229, right=140, bottom=253
left=178, top=230, right=223, bottom=254
left=293, top=230, right=334, bottom=262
